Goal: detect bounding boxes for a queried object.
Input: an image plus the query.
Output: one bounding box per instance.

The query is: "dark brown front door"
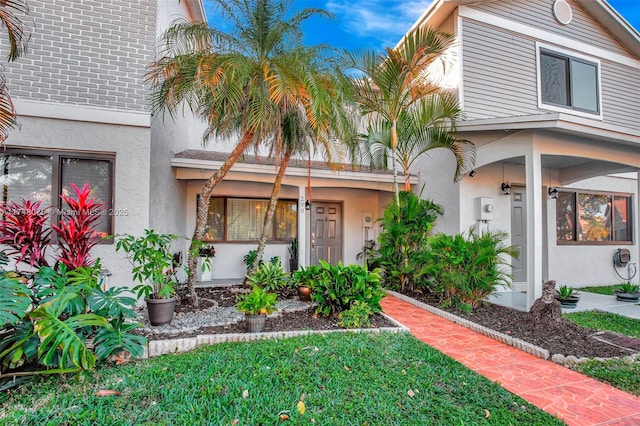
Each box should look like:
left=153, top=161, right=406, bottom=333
left=310, top=201, right=342, bottom=265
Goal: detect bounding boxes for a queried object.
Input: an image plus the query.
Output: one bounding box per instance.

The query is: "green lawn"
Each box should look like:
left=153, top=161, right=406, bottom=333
left=563, top=310, right=640, bottom=396
left=0, top=333, right=562, bottom=425
left=577, top=285, right=619, bottom=295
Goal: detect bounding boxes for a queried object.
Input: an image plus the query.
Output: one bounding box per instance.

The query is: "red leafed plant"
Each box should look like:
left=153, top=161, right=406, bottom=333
left=53, top=183, right=105, bottom=269
left=0, top=199, right=51, bottom=267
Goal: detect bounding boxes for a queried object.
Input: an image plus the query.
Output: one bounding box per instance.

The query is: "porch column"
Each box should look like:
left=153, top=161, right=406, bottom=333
left=637, top=171, right=640, bottom=285
left=525, top=152, right=543, bottom=310
left=298, top=185, right=307, bottom=268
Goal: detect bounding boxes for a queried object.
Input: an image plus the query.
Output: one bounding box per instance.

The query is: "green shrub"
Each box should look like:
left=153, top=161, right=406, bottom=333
left=309, top=261, right=385, bottom=316
left=235, top=286, right=277, bottom=315
left=339, top=300, right=373, bottom=328
left=245, top=258, right=288, bottom=291
left=420, top=229, right=518, bottom=310
left=376, top=191, right=442, bottom=291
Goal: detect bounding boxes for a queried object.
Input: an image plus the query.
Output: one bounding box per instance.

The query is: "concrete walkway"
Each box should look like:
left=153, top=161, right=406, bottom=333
left=381, top=295, right=640, bottom=426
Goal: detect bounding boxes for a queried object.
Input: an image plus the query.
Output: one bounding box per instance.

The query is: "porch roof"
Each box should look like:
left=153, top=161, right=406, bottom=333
left=171, top=150, right=418, bottom=191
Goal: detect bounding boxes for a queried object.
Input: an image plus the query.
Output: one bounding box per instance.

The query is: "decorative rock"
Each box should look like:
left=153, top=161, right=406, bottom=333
left=551, top=354, right=565, bottom=364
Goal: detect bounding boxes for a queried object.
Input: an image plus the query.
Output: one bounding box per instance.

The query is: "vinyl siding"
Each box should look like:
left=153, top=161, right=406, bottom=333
left=462, top=19, right=540, bottom=120
left=470, top=0, right=631, bottom=56
left=601, top=61, right=640, bottom=131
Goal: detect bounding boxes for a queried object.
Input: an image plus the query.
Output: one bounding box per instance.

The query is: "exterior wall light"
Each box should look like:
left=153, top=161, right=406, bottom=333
left=548, top=187, right=559, bottom=199
left=501, top=182, right=511, bottom=195
left=468, top=169, right=476, bottom=177
left=305, top=200, right=311, bottom=210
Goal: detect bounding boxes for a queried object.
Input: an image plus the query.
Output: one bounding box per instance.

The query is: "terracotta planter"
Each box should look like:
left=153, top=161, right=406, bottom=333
left=298, top=285, right=311, bottom=302
left=146, top=297, right=176, bottom=326
left=246, top=314, right=266, bottom=332
left=615, top=290, right=640, bottom=302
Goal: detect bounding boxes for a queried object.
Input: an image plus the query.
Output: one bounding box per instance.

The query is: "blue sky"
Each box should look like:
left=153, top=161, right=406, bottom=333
left=203, top=0, right=639, bottom=52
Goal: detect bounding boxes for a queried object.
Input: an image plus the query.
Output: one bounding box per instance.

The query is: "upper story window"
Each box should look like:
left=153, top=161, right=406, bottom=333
left=0, top=148, right=115, bottom=239
left=203, top=197, right=298, bottom=243
left=556, top=190, right=632, bottom=244
left=538, top=46, right=601, bottom=117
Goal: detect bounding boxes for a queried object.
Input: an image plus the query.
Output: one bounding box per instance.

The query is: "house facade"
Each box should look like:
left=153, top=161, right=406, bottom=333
left=410, top=0, right=640, bottom=309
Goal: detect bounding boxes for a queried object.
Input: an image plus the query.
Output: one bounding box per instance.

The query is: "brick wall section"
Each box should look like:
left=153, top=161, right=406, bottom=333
left=1, top=0, right=156, bottom=112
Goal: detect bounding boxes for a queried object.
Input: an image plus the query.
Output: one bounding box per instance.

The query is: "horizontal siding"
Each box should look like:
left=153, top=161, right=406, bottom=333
left=462, top=19, right=540, bottom=120
left=600, top=61, right=640, bottom=131
left=0, top=0, right=156, bottom=112
left=470, top=0, right=631, bottom=57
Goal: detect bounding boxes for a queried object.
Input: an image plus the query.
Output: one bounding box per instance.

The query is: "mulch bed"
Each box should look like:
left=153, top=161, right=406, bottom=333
left=395, top=288, right=635, bottom=359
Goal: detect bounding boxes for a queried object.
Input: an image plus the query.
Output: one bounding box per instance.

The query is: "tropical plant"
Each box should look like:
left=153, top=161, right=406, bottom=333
left=356, top=239, right=378, bottom=271
left=344, top=25, right=456, bottom=205
left=235, top=285, right=278, bottom=316
left=245, top=258, right=288, bottom=292
left=376, top=191, right=442, bottom=291
left=420, top=229, right=519, bottom=310
left=146, top=0, right=339, bottom=306
left=115, top=230, right=183, bottom=300
left=308, top=260, right=385, bottom=316
left=338, top=300, right=373, bottom=329
left=288, top=238, right=299, bottom=262
left=362, top=92, right=475, bottom=191
left=0, top=198, right=51, bottom=267
left=555, top=285, right=580, bottom=299
left=243, top=250, right=261, bottom=273
left=617, top=282, right=640, bottom=294
left=0, top=0, right=29, bottom=142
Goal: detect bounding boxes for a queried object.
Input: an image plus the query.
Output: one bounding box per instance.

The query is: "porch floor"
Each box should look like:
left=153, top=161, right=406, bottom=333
left=381, top=294, right=640, bottom=426
left=488, top=290, right=640, bottom=319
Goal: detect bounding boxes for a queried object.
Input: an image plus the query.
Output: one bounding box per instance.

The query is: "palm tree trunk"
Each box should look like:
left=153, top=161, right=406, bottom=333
left=404, top=164, right=411, bottom=192
left=186, top=129, right=255, bottom=306
left=391, top=120, right=400, bottom=206
left=250, top=150, right=292, bottom=277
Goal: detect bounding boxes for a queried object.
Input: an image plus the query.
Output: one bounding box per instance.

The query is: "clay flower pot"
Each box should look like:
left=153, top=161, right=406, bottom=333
left=146, top=297, right=177, bottom=326
left=298, top=285, right=311, bottom=302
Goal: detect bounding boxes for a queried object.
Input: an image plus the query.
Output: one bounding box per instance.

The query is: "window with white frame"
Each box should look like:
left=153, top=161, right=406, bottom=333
left=539, top=48, right=600, bottom=115
left=203, top=197, right=298, bottom=242
left=556, top=190, right=632, bottom=244
left=0, top=148, right=115, bottom=238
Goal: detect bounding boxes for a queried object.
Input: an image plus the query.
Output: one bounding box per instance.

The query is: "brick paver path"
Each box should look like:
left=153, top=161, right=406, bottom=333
left=381, top=295, right=640, bottom=426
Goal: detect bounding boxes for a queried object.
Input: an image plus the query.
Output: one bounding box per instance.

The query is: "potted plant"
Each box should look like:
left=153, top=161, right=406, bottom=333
left=290, top=266, right=315, bottom=301
left=115, top=230, right=183, bottom=325
left=235, top=285, right=277, bottom=332
left=288, top=238, right=299, bottom=272
left=614, top=282, right=640, bottom=302
left=191, top=240, right=216, bottom=282
left=554, top=285, right=580, bottom=308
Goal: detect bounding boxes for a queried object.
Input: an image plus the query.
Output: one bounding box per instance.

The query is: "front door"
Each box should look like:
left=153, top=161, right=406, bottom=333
left=511, top=187, right=527, bottom=285
left=310, top=201, right=342, bottom=265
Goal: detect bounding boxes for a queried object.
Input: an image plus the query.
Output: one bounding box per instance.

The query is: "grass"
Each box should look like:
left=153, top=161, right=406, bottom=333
left=563, top=310, right=640, bottom=396
left=0, top=333, right=562, bottom=425
left=577, top=284, right=619, bottom=295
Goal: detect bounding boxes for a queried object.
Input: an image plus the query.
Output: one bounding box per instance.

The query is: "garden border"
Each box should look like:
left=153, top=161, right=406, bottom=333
left=141, top=313, right=409, bottom=358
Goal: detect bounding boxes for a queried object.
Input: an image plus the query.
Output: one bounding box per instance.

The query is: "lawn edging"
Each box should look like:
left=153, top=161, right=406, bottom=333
left=385, top=290, right=551, bottom=360
left=142, top=312, right=409, bottom=358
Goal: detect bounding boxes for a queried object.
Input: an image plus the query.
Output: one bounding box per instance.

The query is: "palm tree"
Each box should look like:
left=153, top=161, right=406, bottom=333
left=0, top=0, right=30, bottom=143
left=344, top=26, right=456, bottom=205
left=146, top=0, right=335, bottom=305
left=363, top=92, right=475, bottom=191
left=251, top=68, right=355, bottom=273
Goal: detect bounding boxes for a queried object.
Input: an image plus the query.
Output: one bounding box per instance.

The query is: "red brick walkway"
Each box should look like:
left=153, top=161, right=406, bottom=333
left=381, top=295, right=640, bottom=426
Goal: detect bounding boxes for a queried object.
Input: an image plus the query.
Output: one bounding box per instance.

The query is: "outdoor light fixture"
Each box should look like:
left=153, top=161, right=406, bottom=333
left=468, top=169, right=476, bottom=177
left=548, top=186, right=559, bottom=199
left=501, top=182, right=511, bottom=195
left=305, top=200, right=311, bottom=210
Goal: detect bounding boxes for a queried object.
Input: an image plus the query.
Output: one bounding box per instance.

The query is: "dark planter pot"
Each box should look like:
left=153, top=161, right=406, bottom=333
left=615, top=290, right=640, bottom=302
left=555, top=295, right=580, bottom=308
left=298, top=285, right=311, bottom=302
left=246, top=314, right=266, bottom=332
left=289, top=259, right=299, bottom=272
left=146, top=297, right=177, bottom=326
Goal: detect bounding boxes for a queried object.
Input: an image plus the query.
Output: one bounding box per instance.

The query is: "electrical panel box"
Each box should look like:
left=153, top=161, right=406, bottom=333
left=476, top=197, right=494, bottom=221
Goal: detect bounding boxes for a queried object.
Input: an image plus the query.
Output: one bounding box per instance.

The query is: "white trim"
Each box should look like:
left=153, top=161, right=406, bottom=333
left=458, top=6, right=640, bottom=69
left=456, top=10, right=465, bottom=110
left=13, top=99, right=151, bottom=127
left=535, top=42, right=604, bottom=120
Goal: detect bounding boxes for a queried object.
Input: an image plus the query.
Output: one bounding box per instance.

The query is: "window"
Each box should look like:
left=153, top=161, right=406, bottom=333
left=539, top=48, right=600, bottom=114
left=0, top=149, right=115, bottom=238
left=556, top=190, right=632, bottom=244
left=203, top=197, right=298, bottom=242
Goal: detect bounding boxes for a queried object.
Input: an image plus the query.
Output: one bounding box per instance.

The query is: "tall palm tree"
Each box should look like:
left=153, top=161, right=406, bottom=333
left=363, top=92, right=475, bottom=191
left=146, top=0, right=335, bottom=305
left=251, top=68, right=354, bottom=273
left=344, top=26, right=456, bottom=205
left=0, top=0, right=30, bottom=143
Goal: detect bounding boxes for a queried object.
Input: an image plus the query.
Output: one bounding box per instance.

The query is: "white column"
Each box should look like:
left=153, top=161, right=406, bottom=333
left=298, top=185, right=307, bottom=268
left=525, top=152, right=543, bottom=310
left=636, top=170, right=640, bottom=285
